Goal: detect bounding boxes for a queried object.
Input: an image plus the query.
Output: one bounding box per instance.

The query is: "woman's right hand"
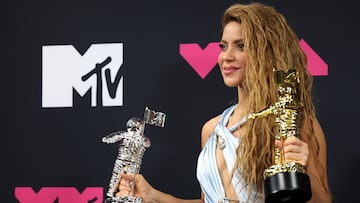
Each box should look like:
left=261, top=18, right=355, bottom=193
left=117, top=174, right=157, bottom=203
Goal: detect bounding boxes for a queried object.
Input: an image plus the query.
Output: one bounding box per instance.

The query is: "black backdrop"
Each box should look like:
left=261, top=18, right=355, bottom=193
left=2, top=0, right=359, bottom=202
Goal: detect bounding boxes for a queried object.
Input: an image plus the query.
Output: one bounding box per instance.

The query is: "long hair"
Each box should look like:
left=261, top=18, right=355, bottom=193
left=222, top=2, right=326, bottom=201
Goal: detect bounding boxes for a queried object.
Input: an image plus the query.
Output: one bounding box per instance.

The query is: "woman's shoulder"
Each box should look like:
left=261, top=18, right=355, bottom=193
left=200, top=104, right=236, bottom=148
left=203, top=115, right=222, bottom=133
left=200, top=114, right=221, bottom=148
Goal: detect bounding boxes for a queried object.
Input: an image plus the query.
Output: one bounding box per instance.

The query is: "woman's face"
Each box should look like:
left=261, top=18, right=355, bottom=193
left=218, top=21, right=247, bottom=87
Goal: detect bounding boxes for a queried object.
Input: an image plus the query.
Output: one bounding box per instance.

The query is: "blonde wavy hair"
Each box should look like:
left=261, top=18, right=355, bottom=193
left=222, top=2, right=326, bottom=201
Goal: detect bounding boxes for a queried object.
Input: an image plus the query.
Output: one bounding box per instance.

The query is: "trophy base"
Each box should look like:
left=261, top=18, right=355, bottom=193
left=104, top=196, right=142, bottom=203
left=263, top=172, right=311, bottom=203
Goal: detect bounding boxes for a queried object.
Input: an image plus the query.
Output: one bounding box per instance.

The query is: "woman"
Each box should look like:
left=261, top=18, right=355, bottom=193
left=118, top=2, right=331, bottom=203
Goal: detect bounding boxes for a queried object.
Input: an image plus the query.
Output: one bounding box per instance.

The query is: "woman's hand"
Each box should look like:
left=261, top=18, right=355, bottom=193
left=117, top=173, right=204, bottom=203
left=117, top=174, right=133, bottom=197
left=117, top=174, right=157, bottom=203
left=274, top=136, right=309, bottom=166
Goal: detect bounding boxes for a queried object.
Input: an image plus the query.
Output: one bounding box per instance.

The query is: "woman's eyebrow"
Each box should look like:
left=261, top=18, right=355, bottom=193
left=220, top=39, right=244, bottom=44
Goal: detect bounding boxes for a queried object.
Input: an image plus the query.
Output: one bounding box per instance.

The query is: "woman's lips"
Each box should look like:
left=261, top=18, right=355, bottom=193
left=223, top=66, right=239, bottom=74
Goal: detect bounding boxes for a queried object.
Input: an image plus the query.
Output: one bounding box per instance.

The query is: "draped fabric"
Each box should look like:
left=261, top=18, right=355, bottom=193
left=196, top=105, right=263, bottom=203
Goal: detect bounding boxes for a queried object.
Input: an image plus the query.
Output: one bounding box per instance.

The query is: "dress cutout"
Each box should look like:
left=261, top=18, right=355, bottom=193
left=197, top=105, right=262, bottom=203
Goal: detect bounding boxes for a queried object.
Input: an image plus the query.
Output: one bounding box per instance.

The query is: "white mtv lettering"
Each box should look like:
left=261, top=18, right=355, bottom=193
left=42, top=43, right=123, bottom=108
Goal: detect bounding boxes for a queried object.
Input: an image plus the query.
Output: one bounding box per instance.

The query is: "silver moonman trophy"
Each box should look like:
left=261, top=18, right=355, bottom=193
left=102, top=107, right=166, bottom=203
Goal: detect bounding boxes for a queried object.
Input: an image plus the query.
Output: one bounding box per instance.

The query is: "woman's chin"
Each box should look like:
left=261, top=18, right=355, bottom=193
left=224, top=81, right=240, bottom=88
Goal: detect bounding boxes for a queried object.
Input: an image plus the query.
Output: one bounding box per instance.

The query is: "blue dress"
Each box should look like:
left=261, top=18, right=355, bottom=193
left=196, top=105, right=263, bottom=203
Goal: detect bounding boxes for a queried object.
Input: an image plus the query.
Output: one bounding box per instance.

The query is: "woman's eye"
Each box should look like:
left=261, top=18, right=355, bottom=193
left=219, top=43, right=227, bottom=51
left=237, top=43, right=244, bottom=50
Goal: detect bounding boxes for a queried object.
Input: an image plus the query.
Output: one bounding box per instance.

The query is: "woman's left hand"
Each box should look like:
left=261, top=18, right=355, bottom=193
left=274, top=136, right=309, bottom=166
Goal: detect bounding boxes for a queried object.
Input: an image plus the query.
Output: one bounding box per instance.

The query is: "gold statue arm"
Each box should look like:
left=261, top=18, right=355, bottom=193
left=247, top=105, right=276, bottom=120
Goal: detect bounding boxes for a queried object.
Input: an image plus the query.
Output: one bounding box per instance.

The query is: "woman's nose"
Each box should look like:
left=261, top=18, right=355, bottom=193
left=222, top=48, right=235, bottom=61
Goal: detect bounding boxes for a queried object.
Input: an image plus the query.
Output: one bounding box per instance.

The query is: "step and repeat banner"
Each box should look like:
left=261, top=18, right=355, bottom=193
left=2, top=0, right=359, bottom=202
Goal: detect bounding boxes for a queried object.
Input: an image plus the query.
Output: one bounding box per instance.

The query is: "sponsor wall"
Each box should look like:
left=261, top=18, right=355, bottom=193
left=2, top=0, right=359, bottom=202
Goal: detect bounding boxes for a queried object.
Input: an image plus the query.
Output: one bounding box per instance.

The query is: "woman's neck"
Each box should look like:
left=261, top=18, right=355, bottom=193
left=236, top=85, right=248, bottom=108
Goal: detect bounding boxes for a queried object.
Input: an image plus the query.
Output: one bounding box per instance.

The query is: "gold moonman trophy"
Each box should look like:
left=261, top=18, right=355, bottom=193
left=247, top=69, right=311, bottom=203
left=102, top=107, right=166, bottom=203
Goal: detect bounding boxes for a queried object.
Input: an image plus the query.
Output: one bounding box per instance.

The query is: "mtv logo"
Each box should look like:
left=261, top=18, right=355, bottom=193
left=42, top=43, right=124, bottom=108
